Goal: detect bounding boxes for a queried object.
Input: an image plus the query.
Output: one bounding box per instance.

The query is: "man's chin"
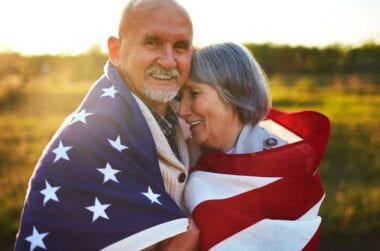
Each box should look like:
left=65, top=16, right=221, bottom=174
left=142, top=89, right=179, bottom=103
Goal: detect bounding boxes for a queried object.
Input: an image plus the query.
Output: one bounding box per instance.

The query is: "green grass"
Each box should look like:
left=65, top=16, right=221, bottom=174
left=1, top=74, right=379, bottom=250
left=270, top=75, right=380, bottom=249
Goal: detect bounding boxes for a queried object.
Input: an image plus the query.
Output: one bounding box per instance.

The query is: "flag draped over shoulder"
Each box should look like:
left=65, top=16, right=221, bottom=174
left=15, top=61, right=188, bottom=251
left=185, top=109, right=331, bottom=251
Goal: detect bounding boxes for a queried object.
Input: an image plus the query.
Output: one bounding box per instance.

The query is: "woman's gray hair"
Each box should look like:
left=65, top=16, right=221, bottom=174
left=189, top=42, right=270, bottom=125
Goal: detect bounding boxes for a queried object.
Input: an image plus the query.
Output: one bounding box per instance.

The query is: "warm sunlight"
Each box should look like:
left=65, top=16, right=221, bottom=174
left=1, top=2, right=380, bottom=251
left=0, top=0, right=379, bottom=55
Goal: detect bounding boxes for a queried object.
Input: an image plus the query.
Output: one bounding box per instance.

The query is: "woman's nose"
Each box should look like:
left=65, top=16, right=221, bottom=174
left=178, top=97, right=191, bottom=118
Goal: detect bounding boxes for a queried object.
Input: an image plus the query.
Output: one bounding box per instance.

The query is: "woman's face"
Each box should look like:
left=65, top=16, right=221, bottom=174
left=178, top=79, right=243, bottom=151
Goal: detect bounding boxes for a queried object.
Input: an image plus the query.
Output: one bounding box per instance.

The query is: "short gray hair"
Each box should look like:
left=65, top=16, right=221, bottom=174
left=189, top=42, right=270, bottom=125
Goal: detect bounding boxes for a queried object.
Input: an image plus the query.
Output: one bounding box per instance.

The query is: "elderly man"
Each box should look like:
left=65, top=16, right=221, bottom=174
left=15, top=0, right=198, bottom=250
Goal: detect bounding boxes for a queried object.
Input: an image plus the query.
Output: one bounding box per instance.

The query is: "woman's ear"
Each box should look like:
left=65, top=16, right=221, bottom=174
left=108, top=36, right=121, bottom=67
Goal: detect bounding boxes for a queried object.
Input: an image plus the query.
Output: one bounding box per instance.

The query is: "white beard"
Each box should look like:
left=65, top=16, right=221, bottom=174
left=142, top=87, right=179, bottom=103
left=142, top=66, right=180, bottom=102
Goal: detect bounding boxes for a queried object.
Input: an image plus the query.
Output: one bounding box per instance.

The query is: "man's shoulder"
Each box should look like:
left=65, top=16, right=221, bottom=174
left=78, top=75, right=135, bottom=118
left=35, top=73, right=154, bottom=170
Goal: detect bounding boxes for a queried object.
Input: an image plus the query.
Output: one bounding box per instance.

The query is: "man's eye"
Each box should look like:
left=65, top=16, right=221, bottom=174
left=144, top=39, right=159, bottom=48
left=175, top=41, right=190, bottom=52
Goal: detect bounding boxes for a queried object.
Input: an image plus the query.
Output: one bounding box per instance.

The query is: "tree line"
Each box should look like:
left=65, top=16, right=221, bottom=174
left=1, top=43, right=380, bottom=87
left=245, top=42, right=380, bottom=75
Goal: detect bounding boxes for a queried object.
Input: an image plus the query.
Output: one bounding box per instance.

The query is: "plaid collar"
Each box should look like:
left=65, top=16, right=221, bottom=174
left=149, top=106, right=179, bottom=157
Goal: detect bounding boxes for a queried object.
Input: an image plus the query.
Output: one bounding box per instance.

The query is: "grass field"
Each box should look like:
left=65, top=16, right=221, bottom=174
left=270, top=74, right=380, bottom=250
left=0, top=73, right=379, bottom=250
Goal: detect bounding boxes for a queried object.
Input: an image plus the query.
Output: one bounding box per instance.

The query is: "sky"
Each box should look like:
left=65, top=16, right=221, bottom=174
left=0, top=0, right=379, bottom=55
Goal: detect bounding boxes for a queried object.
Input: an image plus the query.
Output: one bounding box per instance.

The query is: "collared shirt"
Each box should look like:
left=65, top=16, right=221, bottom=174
left=149, top=106, right=179, bottom=158
left=225, top=123, right=289, bottom=154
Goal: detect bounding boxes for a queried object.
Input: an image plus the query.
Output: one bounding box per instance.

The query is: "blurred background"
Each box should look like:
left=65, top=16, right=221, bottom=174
left=0, top=0, right=379, bottom=250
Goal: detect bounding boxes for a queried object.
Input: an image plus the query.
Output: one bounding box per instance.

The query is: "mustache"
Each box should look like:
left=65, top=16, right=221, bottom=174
left=145, top=66, right=180, bottom=79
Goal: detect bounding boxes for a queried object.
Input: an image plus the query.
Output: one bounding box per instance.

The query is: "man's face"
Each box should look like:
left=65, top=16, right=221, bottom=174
left=116, top=6, right=193, bottom=105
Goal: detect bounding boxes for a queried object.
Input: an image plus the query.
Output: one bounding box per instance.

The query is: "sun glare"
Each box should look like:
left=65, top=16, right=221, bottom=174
left=0, top=0, right=379, bottom=55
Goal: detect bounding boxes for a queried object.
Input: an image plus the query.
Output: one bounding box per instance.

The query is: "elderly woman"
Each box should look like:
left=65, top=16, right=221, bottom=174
left=178, top=43, right=286, bottom=155
left=178, top=43, right=330, bottom=251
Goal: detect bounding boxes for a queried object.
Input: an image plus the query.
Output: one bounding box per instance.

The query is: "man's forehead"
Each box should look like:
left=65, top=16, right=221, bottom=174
left=126, top=9, right=192, bottom=39
left=120, top=0, right=193, bottom=40
left=143, top=33, right=191, bottom=41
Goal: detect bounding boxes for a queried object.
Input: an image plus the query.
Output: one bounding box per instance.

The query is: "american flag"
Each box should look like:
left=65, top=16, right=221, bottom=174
left=185, top=109, right=331, bottom=251
left=15, top=61, right=188, bottom=251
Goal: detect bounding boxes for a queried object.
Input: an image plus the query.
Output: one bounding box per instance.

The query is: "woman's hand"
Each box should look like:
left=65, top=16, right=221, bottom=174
left=157, top=218, right=200, bottom=251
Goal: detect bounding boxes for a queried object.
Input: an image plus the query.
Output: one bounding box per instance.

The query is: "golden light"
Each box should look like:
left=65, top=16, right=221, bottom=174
left=0, top=0, right=379, bottom=55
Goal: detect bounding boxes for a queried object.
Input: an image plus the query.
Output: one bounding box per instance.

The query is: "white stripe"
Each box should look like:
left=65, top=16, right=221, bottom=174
left=184, top=171, right=281, bottom=212
left=210, top=217, right=321, bottom=251
left=299, top=194, right=325, bottom=220
left=102, top=218, right=188, bottom=251
left=259, top=119, right=303, bottom=143
left=210, top=196, right=324, bottom=251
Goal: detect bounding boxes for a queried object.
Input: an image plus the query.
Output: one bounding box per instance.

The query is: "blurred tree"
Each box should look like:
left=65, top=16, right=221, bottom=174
left=70, top=44, right=107, bottom=82
left=244, top=42, right=380, bottom=76
left=0, top=53, right=31, bottom=84
left=344, top=41, right=380, bottom=73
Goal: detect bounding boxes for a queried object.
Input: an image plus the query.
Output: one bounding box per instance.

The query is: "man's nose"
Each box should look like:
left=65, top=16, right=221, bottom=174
left=157, top=46, right=177, bottom=69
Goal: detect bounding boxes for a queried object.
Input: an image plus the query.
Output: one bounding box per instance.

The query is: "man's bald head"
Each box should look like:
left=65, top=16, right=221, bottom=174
left=118, top=0, right=192, bottom=39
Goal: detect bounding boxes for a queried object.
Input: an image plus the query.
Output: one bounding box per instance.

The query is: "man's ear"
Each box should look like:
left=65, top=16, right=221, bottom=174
left=108, top=36, right=121, bottom=67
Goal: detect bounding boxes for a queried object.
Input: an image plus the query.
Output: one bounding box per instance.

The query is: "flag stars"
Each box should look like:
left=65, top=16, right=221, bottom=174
left=142, top=186, right=162, bottom=205
left=25, top=226, right=49, bottom=251
left=101, top=85, right=118, bottom=98
left=107, top=135, right=128, bottom=152
left=40, top=180, right=61, bottom=206
left=71, top=109, right=93, bottom=124
left=97, top=163, right=121, bottom=183
left=86, top=197, right=111, bottom=223
left=52, top=140, right=73, bottom=163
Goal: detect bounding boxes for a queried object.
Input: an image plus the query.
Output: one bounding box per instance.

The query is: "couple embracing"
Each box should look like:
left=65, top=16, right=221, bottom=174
left=15, top=0, right=330, bottom=250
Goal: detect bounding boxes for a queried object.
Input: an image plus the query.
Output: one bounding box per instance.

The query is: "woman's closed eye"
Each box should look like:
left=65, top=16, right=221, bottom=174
left=190, top=90, right=201, bottom=99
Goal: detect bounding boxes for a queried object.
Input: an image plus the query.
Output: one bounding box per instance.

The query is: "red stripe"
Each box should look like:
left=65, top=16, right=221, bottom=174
left=193, top=174, right=324, bottom=250
left=266, top=108, right=286, bottom=119
left=302, top=225, right=321, bottom=251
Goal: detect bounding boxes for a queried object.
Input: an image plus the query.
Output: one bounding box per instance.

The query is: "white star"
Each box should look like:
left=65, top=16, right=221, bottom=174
left=107, top=135, right=128, bottom=152
left=25, top=226, right=49, bottom=251
left=142, top=186, right=162, bottom=205
left=71, top=109, right=93, bottom=124
left=101, top=85, right=118, bottom=98
left=86, top=197, right=111, bottom=223
left=97, top=162, right=121, bottom=183
left=52, top=140, right=73, bottom=163
left=39, top=180, right=60, bottom=206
